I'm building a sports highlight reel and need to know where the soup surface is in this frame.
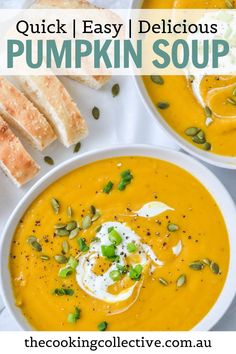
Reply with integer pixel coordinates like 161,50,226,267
10,156,229,331
143,0,236,156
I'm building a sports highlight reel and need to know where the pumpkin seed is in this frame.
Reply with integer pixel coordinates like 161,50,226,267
176,274,186,288
92,107,100,120
112,83,120,97
40,255,50,261
189,75,195,83
73,142,81,153
51,198,60,214
210,262,220,275
67,206,73,218
233,87,236,96
151,75,164,85
157,102,169,110
66,221,77,231
91,237,100,243
82,215,92,229
54,255,68,264
92,211,101,222
27,236,37,245
185,127,200,137
56,228,69,237
192,135,206,144
227,97,236,105
62,241,70,254
225,0,234,8
204,106,212,117
96,225,102,233
90,205,96,216
167,223,179,232
69,227,80,239
202,258,211,266
54,223,67,229
197,130,205,141
31,241,42,252
44,156,54,165
158,277,169,286
189,261,204,271
203,142,212,151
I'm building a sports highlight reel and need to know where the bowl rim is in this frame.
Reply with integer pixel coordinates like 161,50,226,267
1,144,236,331
131,0,236,169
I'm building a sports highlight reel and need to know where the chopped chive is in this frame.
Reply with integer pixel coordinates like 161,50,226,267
97,321,108,331
101,244,118,261
118,170,133,191
108,229,122,246
109,270,121,281
77,238,89,252
127,242,137,253
129,264,143,281
103,181,114,194
58,267,73,278
68,307,81,323
52,288,74,296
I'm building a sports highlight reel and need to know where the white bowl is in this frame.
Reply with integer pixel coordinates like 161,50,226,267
131,0,236,169
1,145,236,331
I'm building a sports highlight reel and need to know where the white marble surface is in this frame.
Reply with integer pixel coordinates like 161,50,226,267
0,0,236,331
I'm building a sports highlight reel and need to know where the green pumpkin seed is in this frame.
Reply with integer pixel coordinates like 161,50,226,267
203,142,212,151
225,0,234,8
54,255,68,264
185,127,200,137
227,97,236,105
197,130,205,140
90,205,96,216
210,262,220,275
74,142,81,153
92,107,100,120
62,241,70,254
176,274,186,288
233,87,236,96
158,277,169,286
51,198,60,214
27,236,37,245
31,241,42,252
82,215,92,229
66,221,77,231
96,225,102,233
54,223,67,229
92,211,101,222
189,75,195,83
112,83,120,97
44,156,54,165
151,75,164,85
157,102,169,110
40,255,50,261
202,258,211,266
192,135,206,144
91,237,100,243
69,227,80,239
56,228,69,237
67,206,73,218
204,106,212,117
167,223,179,232
189,261,204,271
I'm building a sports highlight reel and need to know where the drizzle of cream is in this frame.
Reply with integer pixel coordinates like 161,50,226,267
135,201,174,218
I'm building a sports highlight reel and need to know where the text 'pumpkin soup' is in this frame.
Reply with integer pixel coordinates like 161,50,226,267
143,0,236,156
10,156,229,331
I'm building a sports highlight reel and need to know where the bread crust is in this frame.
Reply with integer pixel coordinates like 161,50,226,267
17,75,88,147
0,116,39,187
0,77,56,150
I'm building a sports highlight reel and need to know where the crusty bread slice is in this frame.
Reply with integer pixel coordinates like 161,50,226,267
17,75,89,147
0,116,39,187
0,77,56,151
31,0,110,89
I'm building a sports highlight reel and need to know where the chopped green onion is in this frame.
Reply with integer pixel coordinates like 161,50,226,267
129,264,143,281
52,288,74,296
97,321,108,331
67,256,78,270
118,170,133,191
108,229,122,245
68,307,81,323
117,264,128,274
127,243,137,253
101,244,119,261
109,270,121,281
103,181,114,194
77,238,89,252
58,267,73,278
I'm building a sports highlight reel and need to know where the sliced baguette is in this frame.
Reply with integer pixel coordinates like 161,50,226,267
31,0,110,89
0,116,39,187
0,77,56,151
17,75,88,147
